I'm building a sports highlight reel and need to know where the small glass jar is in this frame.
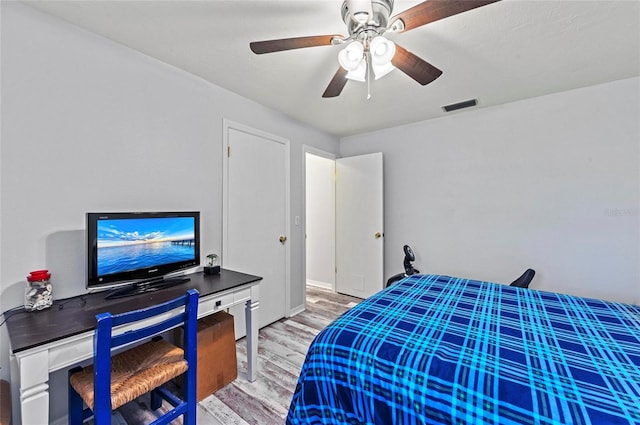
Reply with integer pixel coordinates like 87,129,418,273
25,270,53,311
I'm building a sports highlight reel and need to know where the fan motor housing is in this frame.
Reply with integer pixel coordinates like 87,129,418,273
341,0,394,36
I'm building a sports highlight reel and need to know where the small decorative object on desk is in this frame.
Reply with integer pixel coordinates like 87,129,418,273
204,254,220,275
25,269,53,311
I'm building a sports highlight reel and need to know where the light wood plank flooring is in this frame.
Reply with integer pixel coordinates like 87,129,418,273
116,286,361,424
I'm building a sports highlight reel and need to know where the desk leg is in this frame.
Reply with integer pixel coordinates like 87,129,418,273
9,353,20,425
245,285,260,382
11,350,51,425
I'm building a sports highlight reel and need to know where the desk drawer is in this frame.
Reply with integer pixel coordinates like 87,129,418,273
234,288,251,303
199,293,234,315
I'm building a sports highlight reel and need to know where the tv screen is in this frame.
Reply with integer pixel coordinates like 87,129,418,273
87,211,200,292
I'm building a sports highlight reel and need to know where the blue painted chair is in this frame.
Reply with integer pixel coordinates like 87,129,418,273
68,289,199,425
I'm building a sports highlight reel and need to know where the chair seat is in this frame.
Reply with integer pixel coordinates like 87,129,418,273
70,338,187,411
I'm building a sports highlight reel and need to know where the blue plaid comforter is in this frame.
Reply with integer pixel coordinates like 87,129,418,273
286,274,640,424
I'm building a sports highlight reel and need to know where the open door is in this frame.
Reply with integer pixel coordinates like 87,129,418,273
335,152,384,298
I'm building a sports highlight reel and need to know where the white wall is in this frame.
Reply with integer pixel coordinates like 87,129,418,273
341,77,640,304
0,0,338,409
305,153,335,288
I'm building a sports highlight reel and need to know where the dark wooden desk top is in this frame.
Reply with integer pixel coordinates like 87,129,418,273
5,269,261,354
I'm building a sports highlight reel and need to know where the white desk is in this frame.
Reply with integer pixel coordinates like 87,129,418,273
6,269,261,425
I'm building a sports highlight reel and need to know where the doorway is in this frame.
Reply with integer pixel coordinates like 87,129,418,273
305,151,336,291
304,149,384,301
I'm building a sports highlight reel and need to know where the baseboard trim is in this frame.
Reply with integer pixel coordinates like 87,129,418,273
288,304,305,317
306,279,332,290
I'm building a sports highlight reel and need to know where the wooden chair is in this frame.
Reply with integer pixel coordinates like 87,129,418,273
68,289,199,425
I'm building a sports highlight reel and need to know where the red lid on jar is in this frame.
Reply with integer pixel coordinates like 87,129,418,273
28,270,51,281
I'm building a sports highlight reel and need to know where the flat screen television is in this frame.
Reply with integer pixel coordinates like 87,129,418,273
87,211,200,299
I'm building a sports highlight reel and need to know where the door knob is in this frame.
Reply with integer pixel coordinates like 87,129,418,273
374,232,382,239
279,235,287,244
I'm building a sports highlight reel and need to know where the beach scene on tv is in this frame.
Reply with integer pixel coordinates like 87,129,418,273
97,217,196,276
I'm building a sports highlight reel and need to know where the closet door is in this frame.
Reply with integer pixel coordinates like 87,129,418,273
223,120,289,335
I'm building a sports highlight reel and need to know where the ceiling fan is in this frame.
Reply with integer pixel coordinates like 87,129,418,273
250,0,501,98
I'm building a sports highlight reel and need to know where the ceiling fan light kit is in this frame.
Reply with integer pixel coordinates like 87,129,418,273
249,0,501,98
338,37,396,82
370,36,396,80
339,41,364,70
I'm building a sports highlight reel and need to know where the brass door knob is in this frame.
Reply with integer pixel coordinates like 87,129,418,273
279,235,287,244
374,232,382,239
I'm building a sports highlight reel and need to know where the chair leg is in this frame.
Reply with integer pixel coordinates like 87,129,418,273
68,367,85,425
150,388,162,410
94,408,112,425
184,366,197,425
185,402,197,425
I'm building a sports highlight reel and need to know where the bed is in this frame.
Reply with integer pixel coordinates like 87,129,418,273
286,274,640,424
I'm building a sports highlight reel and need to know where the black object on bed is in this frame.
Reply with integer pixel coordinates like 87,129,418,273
510,268,536,288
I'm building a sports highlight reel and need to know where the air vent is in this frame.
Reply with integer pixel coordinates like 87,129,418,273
442,99,477,112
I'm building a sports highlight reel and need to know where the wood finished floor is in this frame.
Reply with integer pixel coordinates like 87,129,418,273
116,286,361,425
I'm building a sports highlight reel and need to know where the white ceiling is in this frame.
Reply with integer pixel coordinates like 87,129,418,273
23,0,640,137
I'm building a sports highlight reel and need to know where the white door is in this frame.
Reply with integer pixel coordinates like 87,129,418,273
335,152,384,298
223,120,289,334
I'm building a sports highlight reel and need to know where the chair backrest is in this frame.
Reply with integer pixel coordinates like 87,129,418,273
510,269,536,288
93,289,199,413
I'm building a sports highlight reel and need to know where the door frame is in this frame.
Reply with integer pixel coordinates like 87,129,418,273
222,118,291,317
300,145,337,314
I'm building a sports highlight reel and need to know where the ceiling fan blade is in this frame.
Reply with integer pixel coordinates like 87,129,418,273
391,44,442,85
389,0,500,33
322,67,349,98
250,35,342,54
